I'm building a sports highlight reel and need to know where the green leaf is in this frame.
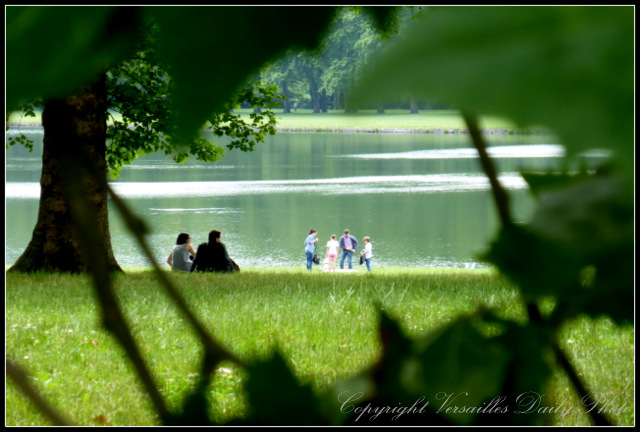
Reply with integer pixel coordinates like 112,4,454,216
412,316,511,425
521,170,592,198
322,375,375,425
482,224,585,303
144,6,340,144
327,310,449,426
528,175,632,261
6,6,139,109
485,172,633,325
371,309,417,403
493,321,554,426
527,174,633,323
351,6,633,170
6,134,34,152
244,350,327,425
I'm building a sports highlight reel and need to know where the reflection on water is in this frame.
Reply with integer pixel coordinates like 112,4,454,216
6,174,528,199
342,144,565,159
125,164,236,170
6,130,583,269
149,207,241,214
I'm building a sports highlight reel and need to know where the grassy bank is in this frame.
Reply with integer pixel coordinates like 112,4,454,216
7,109,522,132
6,269,634,426
268,109,520,132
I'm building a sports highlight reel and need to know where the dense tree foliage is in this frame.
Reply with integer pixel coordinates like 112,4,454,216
259,7,431,113
105,22,282,177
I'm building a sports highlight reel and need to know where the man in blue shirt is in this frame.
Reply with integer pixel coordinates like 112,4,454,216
339,229,358,270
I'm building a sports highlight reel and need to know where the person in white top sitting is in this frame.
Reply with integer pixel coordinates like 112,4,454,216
167,233,196,272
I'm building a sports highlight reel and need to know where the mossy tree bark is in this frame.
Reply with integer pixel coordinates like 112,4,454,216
9,75,122,273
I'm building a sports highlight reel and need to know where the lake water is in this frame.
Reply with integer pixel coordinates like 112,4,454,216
5,128,572,269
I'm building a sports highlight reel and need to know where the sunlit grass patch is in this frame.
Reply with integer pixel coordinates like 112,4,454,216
5,269,633,426
7,109,518,132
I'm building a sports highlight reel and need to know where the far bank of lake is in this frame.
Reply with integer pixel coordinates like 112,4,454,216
7,109,548,136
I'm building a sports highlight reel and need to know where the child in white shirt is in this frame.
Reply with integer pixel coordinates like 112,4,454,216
361,236,373,272
325,235,339,272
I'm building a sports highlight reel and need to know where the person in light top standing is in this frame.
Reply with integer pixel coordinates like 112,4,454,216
325,234,339,272
339,229,358,270
361,236,373,272
304,229,318,271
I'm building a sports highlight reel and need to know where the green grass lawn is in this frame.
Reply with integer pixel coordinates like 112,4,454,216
268,109,519,131
5,268,634,426
7,109,520,132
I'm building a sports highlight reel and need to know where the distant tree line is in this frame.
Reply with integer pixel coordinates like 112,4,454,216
254,7,450,113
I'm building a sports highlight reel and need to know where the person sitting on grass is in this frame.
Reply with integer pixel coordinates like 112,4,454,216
167,232,196,272
190,230,239,273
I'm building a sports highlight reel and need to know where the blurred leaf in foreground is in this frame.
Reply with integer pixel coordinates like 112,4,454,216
244,351,327,425
412,316,511,425
6,6,140,110
527,174,634,324
351,6,634,171
144,6,339,143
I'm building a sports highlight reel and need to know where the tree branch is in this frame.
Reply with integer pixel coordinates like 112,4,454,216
62,108,245,423
462,111,512,226
59,153,172,422
6,358,74,426
552,342,612,426
463,110,613,426
105,184,245,368
110,65,158,95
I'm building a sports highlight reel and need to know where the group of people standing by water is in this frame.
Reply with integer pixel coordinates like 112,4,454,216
305,229,373,272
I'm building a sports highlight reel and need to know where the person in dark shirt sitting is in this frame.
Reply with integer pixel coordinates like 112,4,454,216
190,230,239,273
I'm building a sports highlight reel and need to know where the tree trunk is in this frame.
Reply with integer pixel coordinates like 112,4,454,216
302,65,320,113
344,90,357,113
319,89,328,113
281,80,291,113
309,82,320,113
9,76,122,273
410,97,419,114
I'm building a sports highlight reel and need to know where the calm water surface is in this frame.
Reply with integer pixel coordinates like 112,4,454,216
6,129,573,269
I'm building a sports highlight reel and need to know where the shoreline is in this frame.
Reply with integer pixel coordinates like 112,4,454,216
6,122,550,136
274,126,549,136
